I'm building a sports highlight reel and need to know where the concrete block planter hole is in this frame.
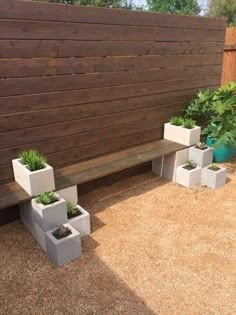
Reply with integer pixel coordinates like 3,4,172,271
67,204,91,237
176,163,201,188
189,145,213,168
57,185,78,204
12,158,55,196
164,123,201,146
201,165,226,189
32,195,68,232
46,223,82,267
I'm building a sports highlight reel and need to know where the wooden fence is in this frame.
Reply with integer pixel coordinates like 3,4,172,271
0,0,226,185
222,27,236,85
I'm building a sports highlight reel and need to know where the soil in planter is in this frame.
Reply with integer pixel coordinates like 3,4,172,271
52,225,72,240
208,166,221,171
195,145,208,151
67,208,83,220
183,165,196,171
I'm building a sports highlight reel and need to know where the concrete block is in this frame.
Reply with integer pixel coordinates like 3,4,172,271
176,165,201,188
45,223,82,267
69,205,90,237
57,185,78,204
32,196,68,232
189,146,213,168
12,158,55,196
201,166,226,189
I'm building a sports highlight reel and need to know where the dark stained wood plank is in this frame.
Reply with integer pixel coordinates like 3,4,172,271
0,40,225,59
0,54,223,78
0,103,182,148
0,76,221,114
0,65,222,97
0,139,186,210
0,92,193,131
0,0,226,30
0,20,225,42
0,116,165,165
0,127,163,182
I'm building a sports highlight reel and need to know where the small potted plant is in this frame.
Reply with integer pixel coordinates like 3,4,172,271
12,150,55,196
164,116,183,143
201,163,226,189
45,223,82,267
67,202,90,236
179,118,201,146
189,142,213,167
176,160,201,188
32,192,68,232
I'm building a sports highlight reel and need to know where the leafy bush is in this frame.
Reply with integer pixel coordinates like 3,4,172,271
36,192,59,205
170,116,183,126
19,150,46,172
185,82,236,147
182,118,196,129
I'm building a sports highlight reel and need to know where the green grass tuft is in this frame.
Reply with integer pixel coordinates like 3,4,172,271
19,150,46,172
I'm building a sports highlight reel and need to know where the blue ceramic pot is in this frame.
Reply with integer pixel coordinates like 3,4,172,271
206,137,235,163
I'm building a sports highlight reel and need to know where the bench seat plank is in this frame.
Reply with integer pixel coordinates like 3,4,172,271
0,139,186,210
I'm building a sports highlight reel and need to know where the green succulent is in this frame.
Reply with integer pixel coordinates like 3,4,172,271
19,150,46,172
36,192,59,205
183,118,196,129
170,116,183,126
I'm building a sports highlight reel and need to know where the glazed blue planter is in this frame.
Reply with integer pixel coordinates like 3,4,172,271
206,137,235,163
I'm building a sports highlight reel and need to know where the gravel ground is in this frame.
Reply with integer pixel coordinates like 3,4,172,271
0,159,235,315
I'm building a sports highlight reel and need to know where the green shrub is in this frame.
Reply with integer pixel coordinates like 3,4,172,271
185,82,236,147
36,192,59,205
183,118,196,129
19,150,46,172
170,116,183,126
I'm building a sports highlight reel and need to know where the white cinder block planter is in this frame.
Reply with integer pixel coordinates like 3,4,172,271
20,201,36,237
164,123,182,143
164,123,201,146
57,185,78,204
12,158,55,196
201,166,226,189
45,223,82,267
68,205,90,237
189,146,213,168
32,196,68,232
176,164,201,188
178,126,201,146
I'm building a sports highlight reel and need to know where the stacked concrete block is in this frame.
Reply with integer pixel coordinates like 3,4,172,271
46,223,82,267
12,159,55,196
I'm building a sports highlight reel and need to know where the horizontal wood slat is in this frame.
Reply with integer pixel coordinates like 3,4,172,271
0,0,225,186
0,76,221,115
0,54,223,78
0,139,186,210
0,40,225,59
0,1,226,30
0,20,225,42
0,65,222,97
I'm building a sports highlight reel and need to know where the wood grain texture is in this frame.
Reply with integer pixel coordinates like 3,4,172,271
0,139,186,210
0,0,225,186
222,27,236,85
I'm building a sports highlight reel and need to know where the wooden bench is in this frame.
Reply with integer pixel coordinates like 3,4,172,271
0,139,186,210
